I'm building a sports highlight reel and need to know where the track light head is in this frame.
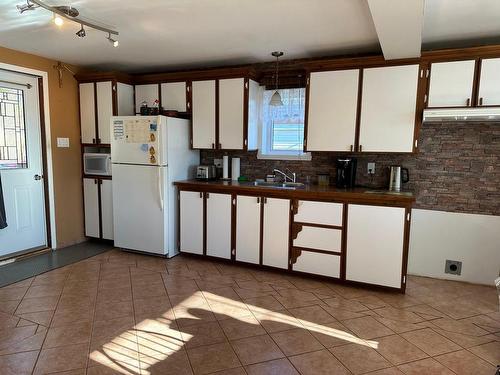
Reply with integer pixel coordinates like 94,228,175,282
76,24,85,38
17,1,37,13
107,33,119,47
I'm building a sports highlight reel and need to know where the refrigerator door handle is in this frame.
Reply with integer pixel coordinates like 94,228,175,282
158,167,164,211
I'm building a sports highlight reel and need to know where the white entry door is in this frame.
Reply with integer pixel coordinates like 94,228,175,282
0,70,47,257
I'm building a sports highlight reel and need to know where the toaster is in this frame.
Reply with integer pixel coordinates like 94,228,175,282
196,165,217,180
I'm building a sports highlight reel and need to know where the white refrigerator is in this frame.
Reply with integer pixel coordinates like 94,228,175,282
111,116,199,257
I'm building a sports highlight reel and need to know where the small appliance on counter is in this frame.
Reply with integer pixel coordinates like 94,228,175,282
196,165,217,180
336,158,357,188
389,166,409,192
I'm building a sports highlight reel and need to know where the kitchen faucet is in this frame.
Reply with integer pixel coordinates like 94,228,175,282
273,168,296,183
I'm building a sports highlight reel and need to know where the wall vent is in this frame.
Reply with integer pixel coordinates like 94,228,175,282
445,260,462,275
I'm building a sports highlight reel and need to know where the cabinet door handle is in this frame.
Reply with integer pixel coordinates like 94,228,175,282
359,145,362,152
92,138,96,144
206,192,209,199
263,197,267,204
199,192,203,198
218,143,222,149
479,97,483,106
257,197,260,204
350,145,353,152
211,143,215,149
466,98,471,106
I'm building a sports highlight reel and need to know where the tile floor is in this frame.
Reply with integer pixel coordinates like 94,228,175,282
0,248,499,375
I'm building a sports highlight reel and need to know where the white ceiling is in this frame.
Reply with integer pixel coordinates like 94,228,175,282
0,0,500,72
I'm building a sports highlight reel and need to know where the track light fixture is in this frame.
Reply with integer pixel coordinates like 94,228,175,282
76,24,86,38
107,33,119,47
16,0,118,46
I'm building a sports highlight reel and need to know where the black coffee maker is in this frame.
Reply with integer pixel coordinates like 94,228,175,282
336,158,357,188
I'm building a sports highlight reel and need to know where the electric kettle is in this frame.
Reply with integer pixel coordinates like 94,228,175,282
389,166,409,192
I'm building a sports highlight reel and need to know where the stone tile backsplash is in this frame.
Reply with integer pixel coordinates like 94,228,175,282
201,122,499,216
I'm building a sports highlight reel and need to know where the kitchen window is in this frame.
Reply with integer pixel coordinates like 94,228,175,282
258,88,311,160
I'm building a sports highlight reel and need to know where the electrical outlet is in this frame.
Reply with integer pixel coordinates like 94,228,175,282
367,162,375,175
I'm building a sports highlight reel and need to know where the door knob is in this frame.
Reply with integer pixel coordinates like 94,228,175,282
34,174,43,180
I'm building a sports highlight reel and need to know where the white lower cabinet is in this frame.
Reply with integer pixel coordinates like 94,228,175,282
346,204,406,288
293,226,341,253
83,178,99,238
236,195,261,264
206,193,232,259
262,198,290,269
180,191,204,255
293,252,341,278
83,178,113,240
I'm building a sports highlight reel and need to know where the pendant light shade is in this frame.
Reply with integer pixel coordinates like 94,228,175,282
269,51,284,106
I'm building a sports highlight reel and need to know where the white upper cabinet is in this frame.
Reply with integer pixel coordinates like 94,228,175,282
478,58,500,106
206,193,232,259
117,83,135,116
346,204,406,288
96,81,113,144
236,195,261,264
79,83,96,144
306,70,359,152
219,78,245,150
428,60,475,107
359,64,419,153
161,82,187,112
247,79,261,151
262,198,290,269
192,80,217,149
135,84,159,113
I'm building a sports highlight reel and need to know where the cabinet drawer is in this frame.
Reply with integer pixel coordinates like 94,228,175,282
294,200,342,226
293,226,341,253
293,252,340,278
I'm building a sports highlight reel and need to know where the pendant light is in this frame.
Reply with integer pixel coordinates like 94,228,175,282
269,51,284,106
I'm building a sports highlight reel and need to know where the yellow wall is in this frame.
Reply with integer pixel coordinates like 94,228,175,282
0,46,85,248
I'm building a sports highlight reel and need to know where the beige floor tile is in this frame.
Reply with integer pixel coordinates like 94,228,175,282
0,286,28,301
430,318,490,336
289,349,350,375
373,316,429,334
43,320,92,349
398,358,455,375
271,327,323,356
187,342,241,375
331,342,392,374
288,304,337,326
306,320,362,348
468,341,500,365
219,314,266,340
92,315,136,341
343,316,395,339
401,328,461,356
230,334,284,365
321,305,368,321
0,325,44,355
16,310,54,327
245,358,299,375
139,351,193,375
251,309,302,333
180,320,227,349
210,367,246,375
375,334,428,365
435,349,496,375
373,307,424,324
323,296,370,312
243,295,285,313
24,284,64,299
0,350,39,375
366,368,404,375
0,311,20,330
15,295,59,314
94,300,134,322
51,306,95,327
33,342,88,375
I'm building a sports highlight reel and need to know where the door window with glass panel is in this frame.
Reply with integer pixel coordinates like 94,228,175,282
0,86,27,169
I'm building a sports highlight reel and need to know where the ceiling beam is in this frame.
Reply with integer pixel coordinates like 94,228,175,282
367,0,425,60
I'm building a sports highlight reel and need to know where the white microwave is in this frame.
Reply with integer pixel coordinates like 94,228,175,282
83,153,112,176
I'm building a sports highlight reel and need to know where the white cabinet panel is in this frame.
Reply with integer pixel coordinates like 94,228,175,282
219,78,244,150
83,178,99,238
101,180,113,240
236,195,261,264
428,60,475,107
161,82,187,112
192,80,216,149
180,191,204,255
117,83,135,116
262,198,290,269
79,83,96,144
346,204,405,288
359,65,419,152
96,81,113,144
135,84,159,113
247,79,261,151
478,58,500,106
294,200,343,226
307,70,359,151
206,193,232,259
293,252,340,278
294,226,341,253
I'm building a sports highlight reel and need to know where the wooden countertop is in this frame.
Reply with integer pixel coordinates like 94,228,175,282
174,180,415,207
